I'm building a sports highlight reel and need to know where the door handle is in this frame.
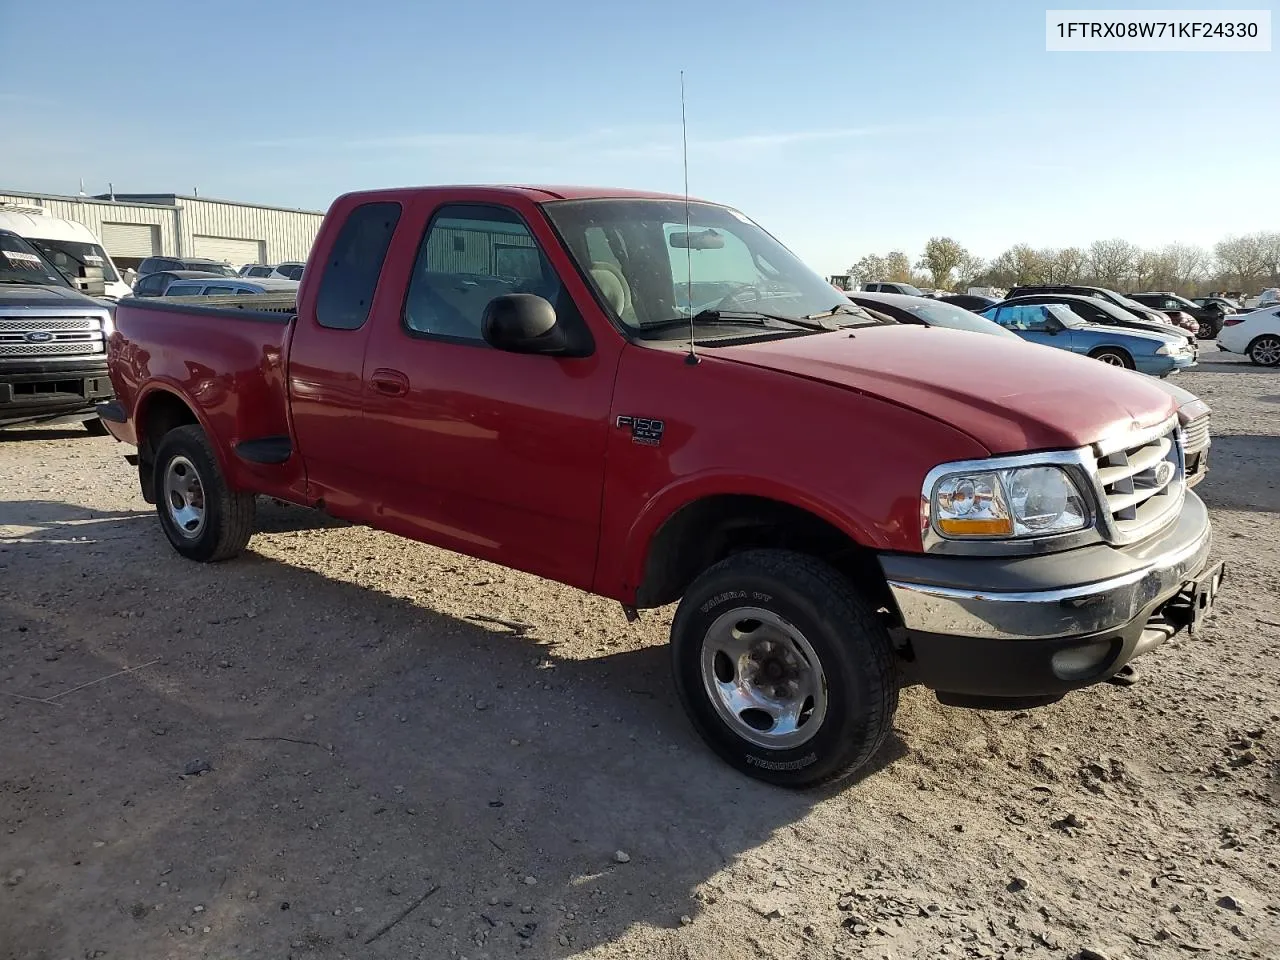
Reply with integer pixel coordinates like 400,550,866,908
370,368,409,398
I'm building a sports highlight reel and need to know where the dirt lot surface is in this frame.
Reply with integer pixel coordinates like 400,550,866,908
2,351,1277,960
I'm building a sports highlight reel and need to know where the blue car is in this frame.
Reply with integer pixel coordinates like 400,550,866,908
979,302,1195,377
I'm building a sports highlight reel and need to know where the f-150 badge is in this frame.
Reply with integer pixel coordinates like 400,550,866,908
616,415,664,446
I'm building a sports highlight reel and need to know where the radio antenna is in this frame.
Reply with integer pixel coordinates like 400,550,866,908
681,70,698,366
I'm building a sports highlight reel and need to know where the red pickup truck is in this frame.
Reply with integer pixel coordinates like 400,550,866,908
99,185,1222,787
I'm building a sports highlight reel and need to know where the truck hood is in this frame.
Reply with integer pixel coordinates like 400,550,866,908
713,325,1178,455
0,284,105,309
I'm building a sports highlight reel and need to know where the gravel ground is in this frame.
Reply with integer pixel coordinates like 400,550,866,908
1,350,1277,960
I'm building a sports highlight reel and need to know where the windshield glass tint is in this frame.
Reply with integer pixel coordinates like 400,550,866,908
26,238,119,282
901,299,1019,338
0,234,70,286
543,199,848,335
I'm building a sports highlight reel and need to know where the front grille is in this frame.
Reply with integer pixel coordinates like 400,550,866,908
1182,414,1210,455
0,317,100,333
0,340,104,357
0,313,105,359
1095,424,1183,542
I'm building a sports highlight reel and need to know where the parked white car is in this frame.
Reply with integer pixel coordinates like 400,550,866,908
1242,288,1279,310
270,261,305,280
1217,306,1280,366
162,277,300,298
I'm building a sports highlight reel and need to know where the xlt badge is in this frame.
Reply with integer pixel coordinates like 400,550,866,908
616,415,665,446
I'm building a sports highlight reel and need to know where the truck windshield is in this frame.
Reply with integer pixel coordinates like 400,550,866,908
25,238,120,283
543,198,861,339
0,233,72,287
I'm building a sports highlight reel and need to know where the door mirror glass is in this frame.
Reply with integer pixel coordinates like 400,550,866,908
482,294,568,355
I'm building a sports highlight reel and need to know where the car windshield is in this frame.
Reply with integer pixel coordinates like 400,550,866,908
24,238,120,283
896,298,1020,338
0,233,72,287
543,198,868,340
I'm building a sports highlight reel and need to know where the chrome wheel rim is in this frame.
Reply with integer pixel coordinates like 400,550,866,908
163,455,206,539
1252,338,1280,365
1098,353,1125,366
699,607,828,750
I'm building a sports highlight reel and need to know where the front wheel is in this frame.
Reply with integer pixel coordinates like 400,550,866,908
670,550,898,788
1248,335,1280,367
152,424,255,561
1089,348,1134,369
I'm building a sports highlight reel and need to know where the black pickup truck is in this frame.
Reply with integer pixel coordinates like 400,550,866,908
0,230,115,432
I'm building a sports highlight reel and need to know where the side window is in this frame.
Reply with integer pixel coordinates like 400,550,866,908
315,201,402,330
138,274,167,296
403,203,562,342
166,284,201,297
204,285,237,296
998,304,1049,330
1161,298,1179,311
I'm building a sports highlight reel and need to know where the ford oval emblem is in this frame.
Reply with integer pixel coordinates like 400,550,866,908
1154,461,1175,486
24,331,54,343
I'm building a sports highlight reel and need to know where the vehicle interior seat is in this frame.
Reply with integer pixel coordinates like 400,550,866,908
588,261,633,318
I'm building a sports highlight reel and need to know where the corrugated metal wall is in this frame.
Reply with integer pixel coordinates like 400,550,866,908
178,198,323,263
0,191,324,265
425,227,537,275
0,193,178,256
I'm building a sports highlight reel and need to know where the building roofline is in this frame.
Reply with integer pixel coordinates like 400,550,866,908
96,193,326,216
2,188,178,210
2,187,325,217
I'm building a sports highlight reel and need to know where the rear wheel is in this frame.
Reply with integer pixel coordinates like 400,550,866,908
1089,348,1134,369
152,424,255,561
670,549,898,788
1248,335,1280,367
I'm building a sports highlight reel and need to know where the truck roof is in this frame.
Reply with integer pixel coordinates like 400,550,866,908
335,185,700,204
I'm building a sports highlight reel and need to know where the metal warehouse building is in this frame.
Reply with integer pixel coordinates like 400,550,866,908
0,189,325,270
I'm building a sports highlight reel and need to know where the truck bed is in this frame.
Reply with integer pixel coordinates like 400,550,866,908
108,296,301,497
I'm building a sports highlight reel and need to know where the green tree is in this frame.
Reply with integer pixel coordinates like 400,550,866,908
917,237,968,290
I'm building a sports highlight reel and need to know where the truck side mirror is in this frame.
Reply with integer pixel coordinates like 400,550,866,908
481,294,568,355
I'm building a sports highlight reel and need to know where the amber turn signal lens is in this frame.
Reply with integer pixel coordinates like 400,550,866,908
936,517,1014,537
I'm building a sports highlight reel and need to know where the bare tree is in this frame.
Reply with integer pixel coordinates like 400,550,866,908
955,251,986,289
917,237,968,290
1258,232,1280,286
1156,243,1208,293
1132,250,1162,290
1088,239,1139,289
1214,234,1268,288
1055,247,1087,282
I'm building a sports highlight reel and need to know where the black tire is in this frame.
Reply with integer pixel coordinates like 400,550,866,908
152,424,255,562
1247,335,1280,367
670,549,898,788
1089,347,1134,369
1199,314,1222,340
83,417,109,436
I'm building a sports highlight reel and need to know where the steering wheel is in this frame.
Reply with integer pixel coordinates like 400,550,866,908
715,282,764,311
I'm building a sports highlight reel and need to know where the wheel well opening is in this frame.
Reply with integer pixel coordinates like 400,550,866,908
636,495,888,610
136,392,198,502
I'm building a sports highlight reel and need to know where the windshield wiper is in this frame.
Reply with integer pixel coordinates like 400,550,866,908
639,309,835,333
803,303,881,325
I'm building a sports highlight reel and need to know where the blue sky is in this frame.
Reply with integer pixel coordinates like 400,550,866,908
3,0,1276,272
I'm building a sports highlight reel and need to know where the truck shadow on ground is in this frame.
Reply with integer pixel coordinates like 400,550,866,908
0,498,906,960
1194,434,1280,514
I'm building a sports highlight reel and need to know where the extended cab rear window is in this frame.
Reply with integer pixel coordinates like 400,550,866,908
315,201,402,330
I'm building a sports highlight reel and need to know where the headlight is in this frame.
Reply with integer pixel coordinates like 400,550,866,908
930,465,1089,539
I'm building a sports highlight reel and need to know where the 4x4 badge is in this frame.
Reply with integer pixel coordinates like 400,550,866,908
615,415,664,446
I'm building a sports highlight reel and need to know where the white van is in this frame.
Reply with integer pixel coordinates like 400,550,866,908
0,210,131,300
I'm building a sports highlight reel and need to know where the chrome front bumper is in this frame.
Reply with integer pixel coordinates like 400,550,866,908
883,493,1212,642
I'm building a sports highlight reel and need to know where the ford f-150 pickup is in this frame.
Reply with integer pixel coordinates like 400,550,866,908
1,229,114,432
99,185,1222,787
